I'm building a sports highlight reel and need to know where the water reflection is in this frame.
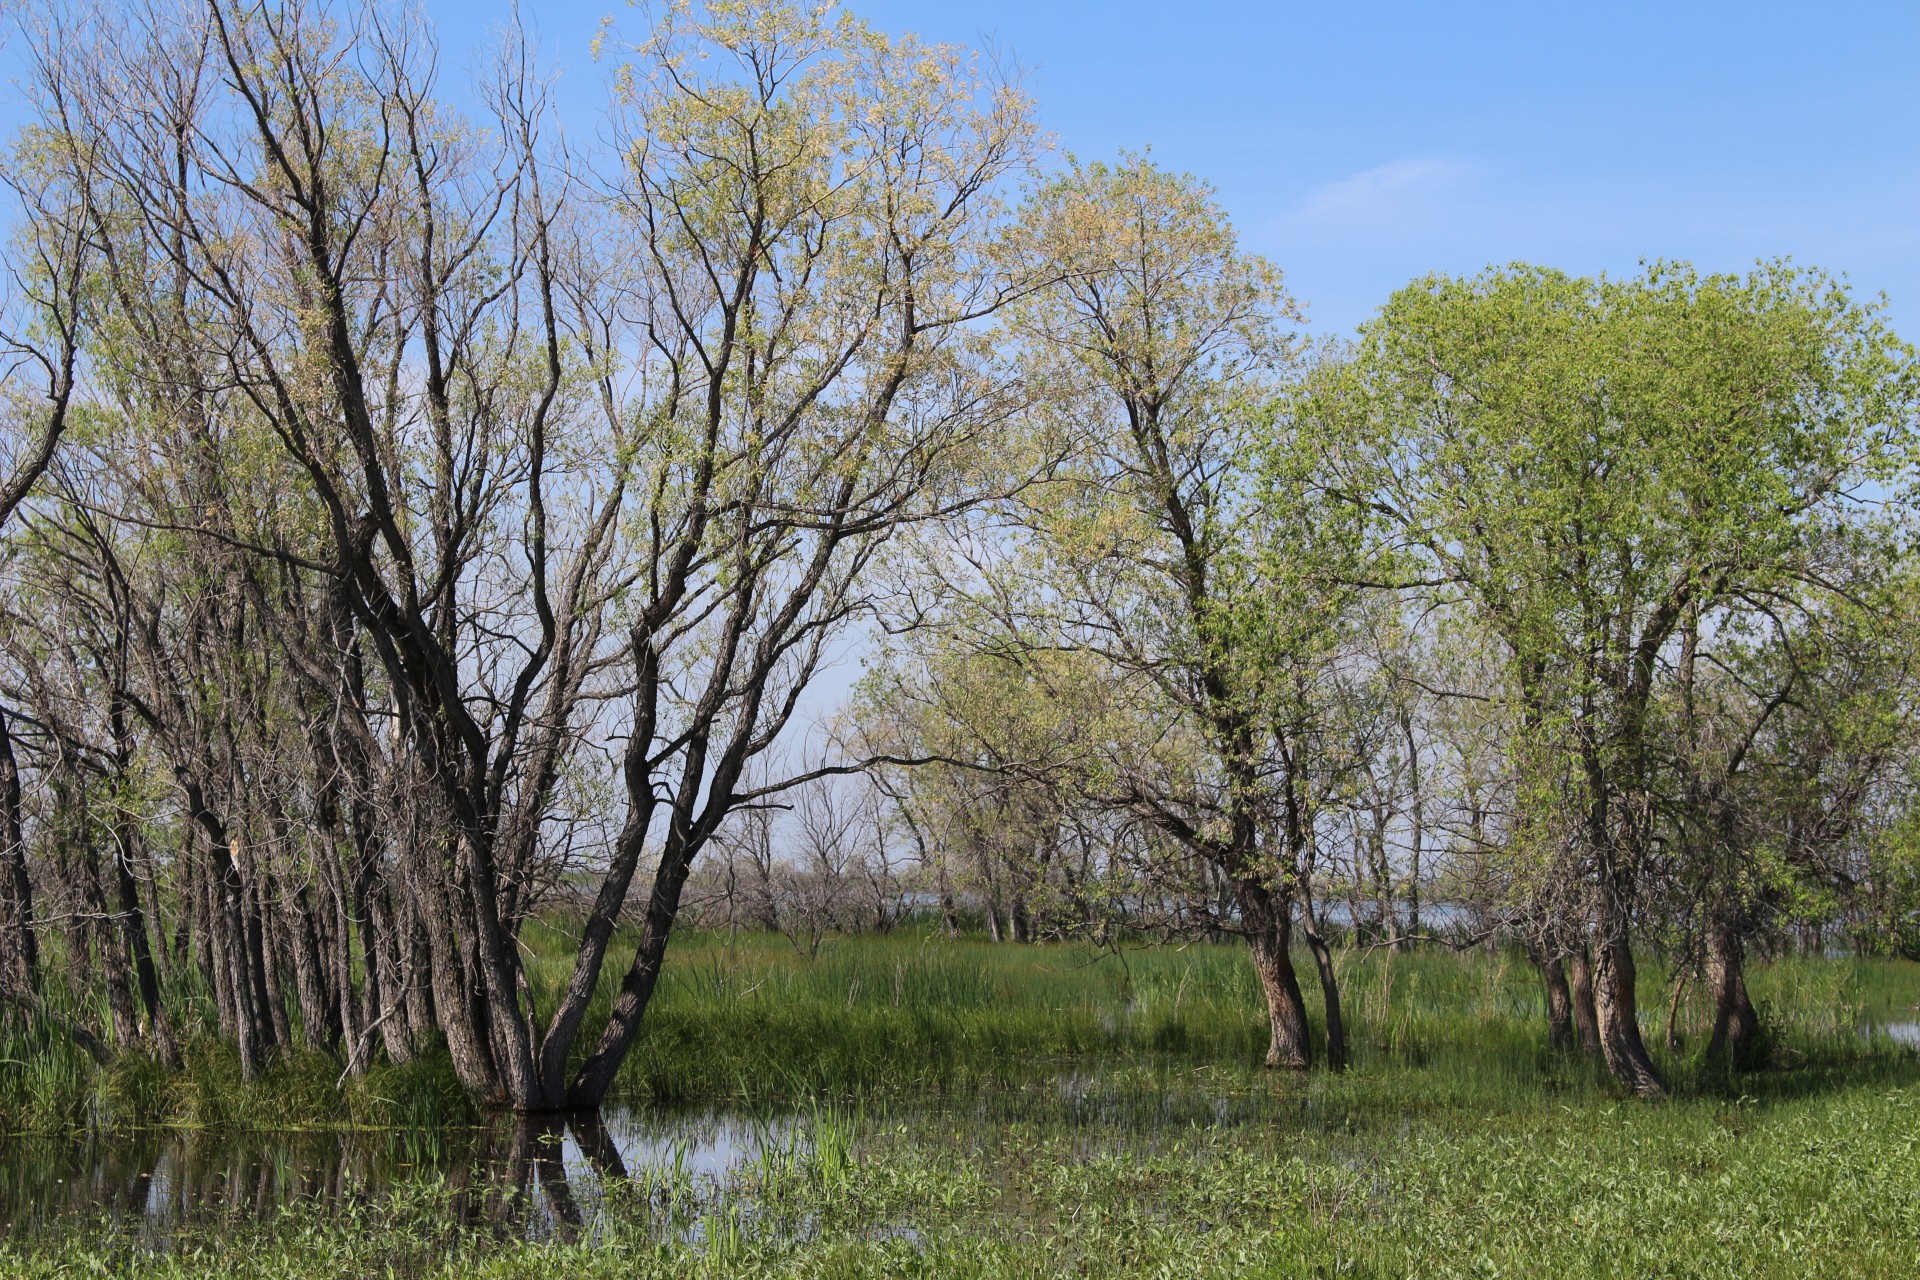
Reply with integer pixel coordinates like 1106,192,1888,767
1878,1021,1920,1049
0,1105,804,1249
2,1069,1326,1252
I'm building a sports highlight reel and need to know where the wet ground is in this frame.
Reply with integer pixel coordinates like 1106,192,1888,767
0,1071,1324,1249
0,1105,799,1247
4,1028,1916,1254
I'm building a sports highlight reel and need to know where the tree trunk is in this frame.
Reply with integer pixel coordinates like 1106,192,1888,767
1296,882,1346,1070
358,875,403,1066
105,695,174,1062
1705,922,1761,1068
77,833,142,1052
938,866,960,939
113,825,176,1066
284,884,340,1052
1592,934,1666,1097
411,845,501,1101
0,706,39,996
402,898,436,1059
567,832,700,1108
1403,712,1423,952
220,862,264,1079
1538,951,1574,1052
250,875,292,1056
1567,943,1602,1057
1238,880,1311,1070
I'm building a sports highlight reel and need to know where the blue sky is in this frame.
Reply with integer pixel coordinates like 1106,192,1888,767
401,0,1920,337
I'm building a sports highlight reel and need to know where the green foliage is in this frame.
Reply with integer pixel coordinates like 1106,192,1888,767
0,1021,472,1136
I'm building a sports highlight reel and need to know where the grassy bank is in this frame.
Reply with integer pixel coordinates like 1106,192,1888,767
6,927,1919,1132
598,929,1920,1108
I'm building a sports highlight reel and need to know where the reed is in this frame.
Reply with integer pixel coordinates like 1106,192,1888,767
5,928,1917,1133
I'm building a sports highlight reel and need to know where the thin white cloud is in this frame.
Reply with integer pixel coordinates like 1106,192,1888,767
1290,158,1472,225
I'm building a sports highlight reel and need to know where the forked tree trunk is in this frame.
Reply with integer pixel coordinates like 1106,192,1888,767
566,832,699,1108
108,697,175,1064
1592,933,1666,1097
1705,922,1761,1068
1239,880,1311,1070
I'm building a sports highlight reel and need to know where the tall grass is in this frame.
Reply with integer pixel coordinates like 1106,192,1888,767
0,1019,475,1135
576,929,1920,1109
6,923,1918,1132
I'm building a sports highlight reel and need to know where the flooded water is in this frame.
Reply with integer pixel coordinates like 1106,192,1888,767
1877,1020,1920,1048
10,1033,1913,1255
0,1106,805,1248
0,1076,1321,1251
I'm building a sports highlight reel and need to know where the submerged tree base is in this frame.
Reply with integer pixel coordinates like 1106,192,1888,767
4,1076,1919,1278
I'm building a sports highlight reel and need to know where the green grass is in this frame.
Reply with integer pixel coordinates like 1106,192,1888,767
0,1016,476,1135
8,926,1920,1131
589,927,1920,1108
4,933,1919,1276
5,1074,1917,1277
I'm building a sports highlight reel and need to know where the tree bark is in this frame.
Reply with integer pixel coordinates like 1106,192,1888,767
75,829,142,1051
284,882,341,1052
1592,933,1666,1097
1296,881,1346,1069
1538,951,1574,1052
1239,880,1311,1070
113,826,176,1065
1567,943,1602,1057
566,835,698,1108
0,706,38,997
1705,922,1761,1068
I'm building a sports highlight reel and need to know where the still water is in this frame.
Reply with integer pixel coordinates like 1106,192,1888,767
0,1076,1308,1250
7,1026,1916,1254
0,1106,802,1247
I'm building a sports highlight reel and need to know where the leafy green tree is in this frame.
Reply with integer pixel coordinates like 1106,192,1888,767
918,156,1383,1068
1314,260,1919,1095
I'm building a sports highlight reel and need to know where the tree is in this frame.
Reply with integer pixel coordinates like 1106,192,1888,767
29,0,1036,1109
0,42,96,1004
551,0,1037,1107
1317,261,1920,1095
921,156,1379,1069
